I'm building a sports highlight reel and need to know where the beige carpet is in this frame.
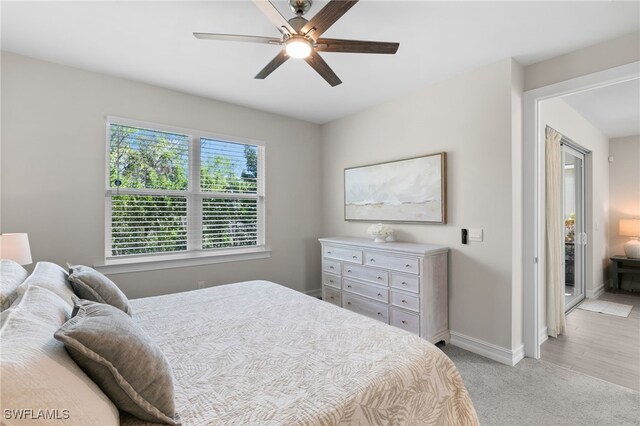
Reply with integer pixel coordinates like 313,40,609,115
441,345,640,426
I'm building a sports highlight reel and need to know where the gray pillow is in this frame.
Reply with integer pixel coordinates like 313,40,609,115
0,259,28,311
21,262,76,307
54,299,178,425
68,265,132,315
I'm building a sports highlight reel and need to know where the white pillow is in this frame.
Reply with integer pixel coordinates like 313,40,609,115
0,285,119,425
0,259,28,311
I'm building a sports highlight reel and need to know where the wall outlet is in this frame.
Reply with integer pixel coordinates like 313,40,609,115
197,281,206,289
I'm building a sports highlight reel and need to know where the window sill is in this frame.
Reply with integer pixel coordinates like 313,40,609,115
94,247,272,275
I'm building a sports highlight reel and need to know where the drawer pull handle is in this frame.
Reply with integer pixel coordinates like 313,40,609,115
347,285,352,288
401,320,407,324
329,266,334,269
377,312,382,316
377,276,382,280
402,282,407,285
347,302,351,305
347,269,352,273
352,255,358,259
370,258,375,262
405,264,411,268
377,293,382,297
330,296,334,299
327,251,332,254
402,300,407,303
329,280,334,283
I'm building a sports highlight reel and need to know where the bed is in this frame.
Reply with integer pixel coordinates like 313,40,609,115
1,262,478,425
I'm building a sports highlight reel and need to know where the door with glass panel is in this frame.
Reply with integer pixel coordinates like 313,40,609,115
562,144,586,312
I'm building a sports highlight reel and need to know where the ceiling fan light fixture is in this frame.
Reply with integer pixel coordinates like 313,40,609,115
285,36,312,58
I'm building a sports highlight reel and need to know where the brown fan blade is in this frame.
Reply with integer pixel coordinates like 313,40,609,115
194,33,282,45
252,0,296,35
316,38,399,54
304,51,342,87
255,50,290,79
301,0,358,39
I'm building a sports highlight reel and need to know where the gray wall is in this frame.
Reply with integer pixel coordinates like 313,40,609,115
0,52,323,298
524,31,640,91
320,58,521,350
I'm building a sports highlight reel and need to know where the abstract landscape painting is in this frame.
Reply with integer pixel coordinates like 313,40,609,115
344,153,446,223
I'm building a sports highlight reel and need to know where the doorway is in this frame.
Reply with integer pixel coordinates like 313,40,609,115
562,142,586,312
523,61,640,359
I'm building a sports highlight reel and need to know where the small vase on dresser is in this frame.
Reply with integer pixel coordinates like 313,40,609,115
319,237,449,344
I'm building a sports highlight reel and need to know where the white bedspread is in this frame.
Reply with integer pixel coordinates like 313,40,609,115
123,280,478,425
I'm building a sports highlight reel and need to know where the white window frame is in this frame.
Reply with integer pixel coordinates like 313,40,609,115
97,116,269,274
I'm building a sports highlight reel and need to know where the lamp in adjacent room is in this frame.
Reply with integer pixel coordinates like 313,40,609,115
619,219,640,259
0,233,32,265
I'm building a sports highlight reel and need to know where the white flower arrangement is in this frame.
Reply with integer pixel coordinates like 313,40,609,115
367,223,395,242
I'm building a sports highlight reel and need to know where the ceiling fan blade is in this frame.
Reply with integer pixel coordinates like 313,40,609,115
316,38,399,54
255,50,290,79
252,0,296,35
301,0,358,39
304,51,342,87
193,33,282,45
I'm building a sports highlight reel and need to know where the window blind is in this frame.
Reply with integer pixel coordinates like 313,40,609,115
202,198,258,249
106,120,264,260
111,195,187,256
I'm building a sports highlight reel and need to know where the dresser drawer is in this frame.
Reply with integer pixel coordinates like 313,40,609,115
365,251,420,274
390,291,420,312
390,273,420,293
343,264,389,285
343,293,388,323
390,308,420,335
323,259,341,274
343,279,388,303
323,287,342,307
324,245,363,264
322,273,341,289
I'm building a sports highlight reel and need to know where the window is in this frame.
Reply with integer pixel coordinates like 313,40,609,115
105,117,265,265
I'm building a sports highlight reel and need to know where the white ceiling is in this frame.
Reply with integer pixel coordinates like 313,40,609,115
1,1,639,124
562,78,640,139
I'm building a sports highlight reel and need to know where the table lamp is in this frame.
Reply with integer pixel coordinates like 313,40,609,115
0,233,32,265
619,219,640,259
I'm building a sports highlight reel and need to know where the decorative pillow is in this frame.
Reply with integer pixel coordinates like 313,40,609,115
55,299,177,425
68,265,132,315
0,259,27,311
0,285,119,426
20,261,76,307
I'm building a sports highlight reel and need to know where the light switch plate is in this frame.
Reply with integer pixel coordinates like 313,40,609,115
469,228,483,242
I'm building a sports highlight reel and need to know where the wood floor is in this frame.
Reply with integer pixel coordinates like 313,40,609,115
541,290,640,391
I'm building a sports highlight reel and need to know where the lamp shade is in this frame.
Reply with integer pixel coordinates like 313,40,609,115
619,219,640,237
0,233,32,265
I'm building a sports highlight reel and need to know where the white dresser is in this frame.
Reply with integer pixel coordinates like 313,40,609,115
319,237,449,344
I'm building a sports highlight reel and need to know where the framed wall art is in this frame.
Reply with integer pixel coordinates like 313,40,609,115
344,152,446,223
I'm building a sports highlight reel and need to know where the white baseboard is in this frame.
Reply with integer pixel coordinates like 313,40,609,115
450,331,524,366
586,281,606,299
539,326,548,344
305,288,322,298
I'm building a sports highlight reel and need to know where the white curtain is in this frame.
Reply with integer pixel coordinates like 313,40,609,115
545,126,566,338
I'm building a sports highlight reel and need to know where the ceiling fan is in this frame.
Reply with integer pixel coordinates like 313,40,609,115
193,0,399,87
